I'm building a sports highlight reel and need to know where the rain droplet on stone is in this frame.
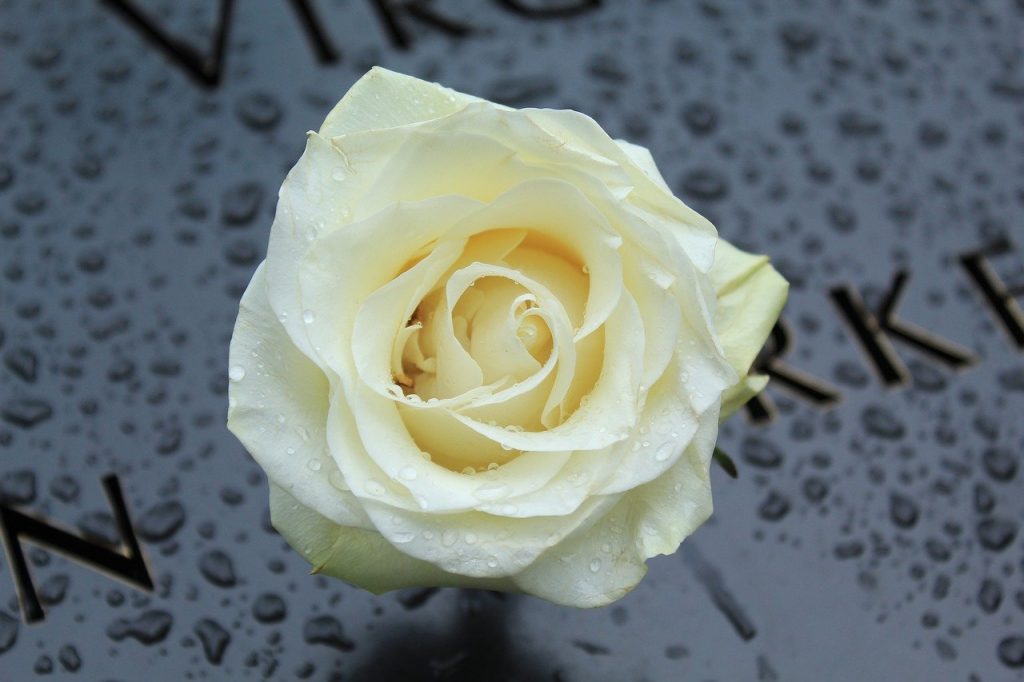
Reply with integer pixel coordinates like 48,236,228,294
252,593,287,624
137,500,186,542
194,618,230,664
106,610,173,645
198,550,237,587
303,616,353,651
977,517,1018,552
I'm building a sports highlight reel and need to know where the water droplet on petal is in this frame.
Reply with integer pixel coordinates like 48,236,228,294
328,470,345,490
302,309,315,324
589,558,602,573
655,442,674,461
228,365,246,382
399,466,418,481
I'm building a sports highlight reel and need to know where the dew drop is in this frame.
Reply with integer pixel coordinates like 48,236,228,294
654,442,674,461
441,529,458,547
307,459,322,472
464,533,478,545
228,365,246,382
363,479,385,496
589,558,602,573
328,470,345,490
399,466,418,481
302,309,315,324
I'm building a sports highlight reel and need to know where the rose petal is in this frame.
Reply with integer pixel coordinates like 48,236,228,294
270,483,516,593
440,178,625,343
319,66,481,139
709,239,789,376
510,496,645,608
360,494,615,578
329,382,579,514
465,279,545,384
615,139,673,193
524,109,718,272
452,289,644,452
444,261,575,428
264,133,362,364
227,263,369,528
589,350,701,496
298,195,484,395
512,408,718,607
720,375,769,421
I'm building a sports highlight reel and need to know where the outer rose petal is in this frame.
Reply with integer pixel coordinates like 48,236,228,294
270,484,516,594
227,264,369,529
709,240,789,418
512,403,718,607
319,66,481,138
615,139,673,193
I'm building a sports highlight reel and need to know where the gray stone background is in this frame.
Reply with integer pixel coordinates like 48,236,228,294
1,0,1023,679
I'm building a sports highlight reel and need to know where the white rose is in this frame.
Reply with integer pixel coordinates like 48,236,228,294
227,67,787,607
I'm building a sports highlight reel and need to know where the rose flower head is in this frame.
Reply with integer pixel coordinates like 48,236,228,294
227,67,787,607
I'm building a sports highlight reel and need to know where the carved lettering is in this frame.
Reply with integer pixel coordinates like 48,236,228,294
744,322,842,423
829,271,976,387
960,239,1024,350
1,475,153,624
367,0,473,50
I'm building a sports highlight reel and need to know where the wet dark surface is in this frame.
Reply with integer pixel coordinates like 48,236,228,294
1,0,1023,679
